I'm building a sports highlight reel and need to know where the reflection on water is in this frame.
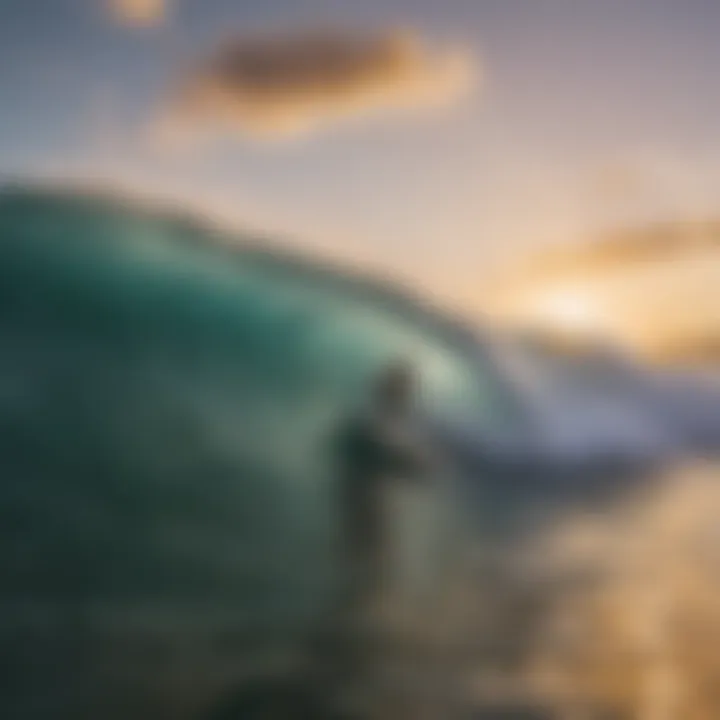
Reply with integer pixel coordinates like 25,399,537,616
326,460,720,719
18,466,720,719
204,462,720,720
475,461,720,720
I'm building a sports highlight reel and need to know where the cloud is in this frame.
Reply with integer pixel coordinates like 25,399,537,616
487,221,720,305
160,29,478,141
109,0,167,27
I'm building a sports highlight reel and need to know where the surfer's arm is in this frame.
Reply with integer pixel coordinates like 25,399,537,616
376,428,435,481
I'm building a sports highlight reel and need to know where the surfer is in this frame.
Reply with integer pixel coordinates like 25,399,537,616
322,359,439,714
335,360,434,622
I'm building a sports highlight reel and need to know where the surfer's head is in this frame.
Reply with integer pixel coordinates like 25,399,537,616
373,360,416,413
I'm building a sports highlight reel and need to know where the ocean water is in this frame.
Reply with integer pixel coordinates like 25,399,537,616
1,187,718,719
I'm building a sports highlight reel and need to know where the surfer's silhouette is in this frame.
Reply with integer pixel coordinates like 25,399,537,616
334,360,433,628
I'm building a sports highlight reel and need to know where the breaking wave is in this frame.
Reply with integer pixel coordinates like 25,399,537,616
2,186,719,718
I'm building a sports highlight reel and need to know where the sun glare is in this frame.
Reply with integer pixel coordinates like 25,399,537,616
529,288,604,336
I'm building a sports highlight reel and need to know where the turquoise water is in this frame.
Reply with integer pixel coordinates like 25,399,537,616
0,187,506,631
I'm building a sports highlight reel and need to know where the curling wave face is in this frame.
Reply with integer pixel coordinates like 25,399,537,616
0,187,509,628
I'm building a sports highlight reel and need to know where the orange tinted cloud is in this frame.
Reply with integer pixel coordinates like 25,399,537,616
488,221,720,303
109,0,167,27
163,29,478,140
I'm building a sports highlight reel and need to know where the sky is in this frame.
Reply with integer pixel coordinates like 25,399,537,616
1,0,719,338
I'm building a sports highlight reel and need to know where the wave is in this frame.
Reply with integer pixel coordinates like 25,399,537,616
0,185,505,621
2,186,720,718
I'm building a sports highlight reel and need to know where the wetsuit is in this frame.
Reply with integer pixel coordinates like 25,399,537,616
335,409,429,618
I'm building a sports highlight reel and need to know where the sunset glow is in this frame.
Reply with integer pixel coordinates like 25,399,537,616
530,288,605,336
